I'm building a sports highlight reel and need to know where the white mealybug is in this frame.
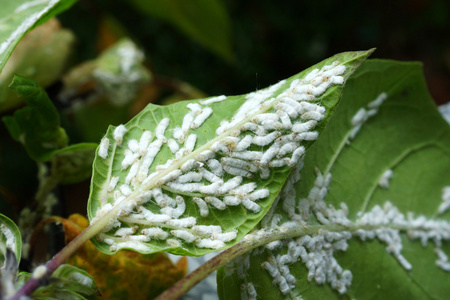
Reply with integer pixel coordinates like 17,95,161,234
223,165,253,178
180,159,196,172
172,126,184,144
259,143,280,166
138,131,152,155
138,207,171,223
200,181,222,194
185,134,197,152
32,265,47,279
278,110,293,129
155,118,170,142
125,161,140,184
193,197,209,217
378,169,393,189
113,125,128,146
249,189,270,201
127,139,140,153
222,157,258,173
199,95,226,105
230,151,263,161
231,182,257,195
206,159,223,176
196,238,225,249
171,230,196,243
167,139,179,154
152,188,168,207
200,168,221,183
111,241,151,253
161,195,186,218
98,138,110,159
181,112,195,135
235,135,253,151
242,199,261,213
195,150,214,162
192,107,213,128
121,149,140,169
176,171,203,183
290,146,305,165
141,227,169,240
205,196,226,210
297,131,319,141
218,176,243,194
368,92,388,108
108,176,120,192
292,120,317,133
187,103,202,113
277,142,298,157
119,184,132,196
114,227,136,236
166,182,202,193
70,272,93,287
351,108,367,126
211,230,237,243
224,196,240,206
166,217,196,228
158,170,182,185
166,238,181,247
191,225,222,236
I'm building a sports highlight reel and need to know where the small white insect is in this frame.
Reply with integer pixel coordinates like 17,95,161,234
205,196,226,210
207,159,223,176
155,118,170,142
218,176,243,194
351,108,367,126
167,139,180,154
114,227,136,237
242,199,261,213
172,126,184,144
211,141,229,154
200,181,222,194
166,182,203,193
231,182,257,195
290,146,305,165
166,217,196,228
193,197,209,217
186,103,202,113
108,176,120,192
138,207,172,223
141,227,169,240
171,230,196,243
113,125,128,146
368,92,388,108
192,107,213,128
199,95,227,105
166,238,181,247
292,120,317,133
98,138,110,159
180,159,196,172
138,131,152,155
277,142,298,157
235,135,253,151
259,143,280,166
125,161,140,184
161,195,185,218
121,150,139,170
223,165,253,178
261,261,279,277
127,139,140,153
196,238,225,249
224,196,240,206
176,171,202,183
222,157,258,173
185,134,197,152
230,151,263,161
378,169,393,189
181,112,195,135
158,170,182,185
32,265,47,279
195,150,214,162
297,131,319,141
301,111,324,121
249,189,270,201
119,184,132,196
191,225,222,236
213,230,238,242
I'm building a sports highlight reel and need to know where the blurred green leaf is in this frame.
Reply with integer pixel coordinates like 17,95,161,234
0,213,22,269
3,75,68,162
130,0,234,62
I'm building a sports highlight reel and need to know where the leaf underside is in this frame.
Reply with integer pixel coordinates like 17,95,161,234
217,60,450,299
87,50,373,257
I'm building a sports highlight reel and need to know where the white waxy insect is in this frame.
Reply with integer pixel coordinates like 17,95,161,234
235,135,253,152
212,230,237,242
277,110,293,129
187,103,202,113
110,241,151,252
230,151,263,161
125,161,140,184
191,225,222,236
166,217,196,228
231,182,257,195
200,181,222,194
297,131,319,141
158,170,182,185
108,176,120,192
155,118,170,142
138,207,171,223
249,189,270,201
368,92,388,108
193,197,209,217
141,227,169,239
195,150,214,162
277,142,298,157
113,125,128,145
276,102,298,118
192,107,213,128
127,139,140,153
199,95,226,105
119,184,132,196
260,166,270,179
205,196,226,210
167,139,179,154
98,138,110,159
265,241,282,251
180,159,196,172
166,182,202,193
181,112,195,134
207,159,223,176
378,169,393,189
152,188,168,207
222,157,258,173
223,165,253,178
242,199,261,213
172,126,184,144
166,239,181,247
261,261,279,277
138,131,152,155
291,93,316,102
279,97,302,112
211,141,229,154
290,146,305,164
196,238,225,249
176,171,202,183
224,196,240,206
161,195,185,218
171,230,196,243
129,235,150,242
156,158,174,170
185,134,197,152
122,150,140,170
292,120,317,133
114,227,136,237
200,167,221,183
32,265,47,279
351,108,367,126
304,68,320,81
259,143,280,166
301,111,324,121
269,158,290,167
331,75,344,85
218,176,243,194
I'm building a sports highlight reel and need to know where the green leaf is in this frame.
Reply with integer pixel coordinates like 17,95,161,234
0,213,21,269
16,265,98,300
129,0,234,62
86,50,372,257
0,0,77,75
217,60,450,299
3,75,68,162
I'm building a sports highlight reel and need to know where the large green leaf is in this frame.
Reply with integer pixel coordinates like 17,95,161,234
3,75,68,162
87,50,373,257
0,0,77,75
217,60,450,299
129,0,234,62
